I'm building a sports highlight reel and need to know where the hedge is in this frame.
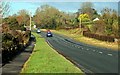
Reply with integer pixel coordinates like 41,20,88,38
83,31,115,42
2,30,31,64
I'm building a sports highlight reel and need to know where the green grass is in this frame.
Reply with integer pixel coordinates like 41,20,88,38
51,29,118,50
21,32,84,73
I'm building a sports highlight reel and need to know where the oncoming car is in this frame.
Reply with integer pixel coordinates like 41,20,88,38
37,28,41,33
46,30,53,37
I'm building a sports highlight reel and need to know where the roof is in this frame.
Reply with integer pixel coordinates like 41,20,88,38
93,18,99,21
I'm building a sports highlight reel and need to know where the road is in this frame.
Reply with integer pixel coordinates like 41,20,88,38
40,31,118,73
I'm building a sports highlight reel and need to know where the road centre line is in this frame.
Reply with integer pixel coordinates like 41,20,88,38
63,38,113,57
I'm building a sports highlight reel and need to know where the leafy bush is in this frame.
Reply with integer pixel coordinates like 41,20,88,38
2,27,31,64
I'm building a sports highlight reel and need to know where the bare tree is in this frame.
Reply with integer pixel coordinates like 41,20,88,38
80,2,93,15
0,1,10,24
79,2,99,20
0,1,10,17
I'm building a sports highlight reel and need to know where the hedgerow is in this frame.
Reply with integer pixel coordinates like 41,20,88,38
2,23,31,64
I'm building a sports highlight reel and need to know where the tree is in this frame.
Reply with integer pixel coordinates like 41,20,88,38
80,2,93,14
112,20,119,37
79,2,98,20
34,5,61,29
0,1,10,24
3,14,26,31
78,14,90,22
93,20,106,35
101,7,118,35
33,4,79,29
0,1,10,17
17,9,30,26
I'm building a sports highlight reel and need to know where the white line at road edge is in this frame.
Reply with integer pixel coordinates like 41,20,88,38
99,52,103,54
107,54,113,56
75,46,78,48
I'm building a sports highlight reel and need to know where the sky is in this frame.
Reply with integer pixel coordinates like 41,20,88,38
8,1,119,16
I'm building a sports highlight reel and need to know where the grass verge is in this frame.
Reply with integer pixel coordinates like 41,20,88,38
42,29,118,51
21,32,83,73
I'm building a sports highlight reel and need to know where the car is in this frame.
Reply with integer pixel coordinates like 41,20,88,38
46,30,53,37
30,34,36,42
37,28,41,33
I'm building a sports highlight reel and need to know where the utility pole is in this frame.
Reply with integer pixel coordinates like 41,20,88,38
79,17,81,28
29,11,32,31
79,16,83,35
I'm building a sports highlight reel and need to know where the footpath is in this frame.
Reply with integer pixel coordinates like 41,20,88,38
2,36,35,74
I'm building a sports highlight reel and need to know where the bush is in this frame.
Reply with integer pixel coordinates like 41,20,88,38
2,30,31,64
2,33,18,63
83,31,115,42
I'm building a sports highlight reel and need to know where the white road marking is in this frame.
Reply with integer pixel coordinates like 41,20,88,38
87,49,89,50
89,53,91,54
99,52,103,54
75,46,78,47
108,54,113,56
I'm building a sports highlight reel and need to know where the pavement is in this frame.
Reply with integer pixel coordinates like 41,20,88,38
40,31,119,74
1,40,35,74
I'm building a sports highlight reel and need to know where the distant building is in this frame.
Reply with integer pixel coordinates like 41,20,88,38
93,18,99,21
34,25,36,28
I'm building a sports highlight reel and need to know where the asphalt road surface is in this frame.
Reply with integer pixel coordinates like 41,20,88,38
40,31,118,73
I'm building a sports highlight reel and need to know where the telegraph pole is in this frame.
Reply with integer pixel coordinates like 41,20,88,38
79,17,81,28
29,11,32,31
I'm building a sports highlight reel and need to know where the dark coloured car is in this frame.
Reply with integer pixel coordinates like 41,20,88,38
46,30,53,37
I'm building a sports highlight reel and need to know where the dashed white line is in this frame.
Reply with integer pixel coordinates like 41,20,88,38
89,53,91,54
87,49,89,50
75,46,77,47
99,52,103,54
107,54,113,56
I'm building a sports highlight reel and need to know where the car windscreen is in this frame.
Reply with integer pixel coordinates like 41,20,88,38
47,31,51,33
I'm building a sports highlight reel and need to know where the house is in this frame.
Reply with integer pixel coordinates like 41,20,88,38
93,18,99,21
